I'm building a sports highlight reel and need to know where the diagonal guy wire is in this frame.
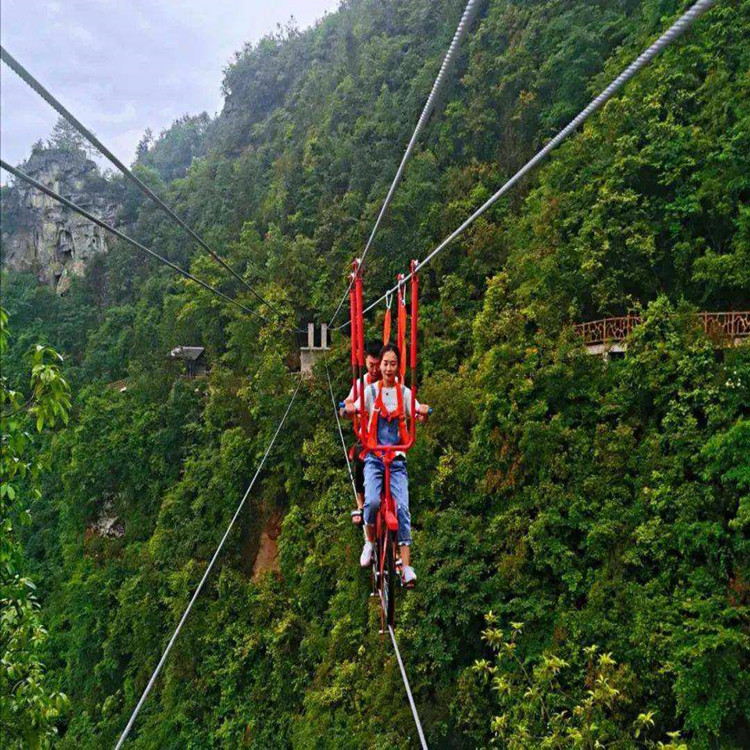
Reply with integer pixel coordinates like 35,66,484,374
114,378,303,748
327,0,484,327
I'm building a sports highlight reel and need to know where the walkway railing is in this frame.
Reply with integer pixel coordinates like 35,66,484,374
574,311,750,346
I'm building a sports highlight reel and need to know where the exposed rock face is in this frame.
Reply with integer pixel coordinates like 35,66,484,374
87,498,126,540
1,147,121,294
252,511,283,581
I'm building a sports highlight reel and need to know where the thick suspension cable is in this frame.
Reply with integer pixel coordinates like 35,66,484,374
0,160,263,320
337,0,718,328
388,624,428,750
0,45,296,328
327,0,483,327
323,361,428,748
115,378,302,749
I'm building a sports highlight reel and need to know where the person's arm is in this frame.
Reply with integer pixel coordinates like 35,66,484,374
404,386,430,421
342,384,357,417
364,384,374,419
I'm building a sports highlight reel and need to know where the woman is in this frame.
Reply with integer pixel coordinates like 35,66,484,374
355,343,429,587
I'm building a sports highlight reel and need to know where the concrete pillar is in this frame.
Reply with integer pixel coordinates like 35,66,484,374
299,323,330,377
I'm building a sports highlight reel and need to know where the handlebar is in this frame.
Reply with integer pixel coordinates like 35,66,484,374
339,401,432,415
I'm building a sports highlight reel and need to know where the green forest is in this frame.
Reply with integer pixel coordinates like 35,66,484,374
1,0,748,747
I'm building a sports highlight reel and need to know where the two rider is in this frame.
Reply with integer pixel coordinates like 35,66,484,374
342,343,430,587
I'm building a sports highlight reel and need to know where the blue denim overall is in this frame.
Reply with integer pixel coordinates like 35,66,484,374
363,400,411,545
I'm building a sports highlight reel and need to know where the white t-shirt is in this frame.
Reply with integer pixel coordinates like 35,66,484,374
364,383,421,420
345,373,377,404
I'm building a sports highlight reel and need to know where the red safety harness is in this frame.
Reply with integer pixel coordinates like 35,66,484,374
347,259,424,619
369,381,410,448
348,371,376,460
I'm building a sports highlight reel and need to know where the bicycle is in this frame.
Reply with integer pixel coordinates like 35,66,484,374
345,258,428,631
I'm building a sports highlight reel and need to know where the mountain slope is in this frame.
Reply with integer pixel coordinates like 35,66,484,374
1,1,747,747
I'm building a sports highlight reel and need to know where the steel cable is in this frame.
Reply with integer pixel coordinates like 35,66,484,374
321,6,719,740
327,0,484,327
335,0,718,329
389,625,428,749
324,357,358,499
115,378,303,748
0,160,264,320
0,45,299,331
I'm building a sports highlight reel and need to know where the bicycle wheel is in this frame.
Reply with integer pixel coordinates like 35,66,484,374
376,528,387,630
384,529,396,628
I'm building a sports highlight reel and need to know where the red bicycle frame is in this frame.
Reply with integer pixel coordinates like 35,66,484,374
349,260,420,629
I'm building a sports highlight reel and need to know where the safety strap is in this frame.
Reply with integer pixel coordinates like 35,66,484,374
397,278,407,381
351,372,376,450
351,371,375,402
383,292,393,344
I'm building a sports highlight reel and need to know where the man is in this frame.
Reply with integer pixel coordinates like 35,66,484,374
340,341,382,524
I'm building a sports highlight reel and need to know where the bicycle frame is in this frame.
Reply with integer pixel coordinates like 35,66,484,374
349,260,420,630
373,458,398,631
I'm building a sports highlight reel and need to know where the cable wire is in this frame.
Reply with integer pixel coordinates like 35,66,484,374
327,0,484,327
389,624,428,750
335,0,718,328
115,378,303,749
0,44,297,329
324,357,358,499
0,160,263,319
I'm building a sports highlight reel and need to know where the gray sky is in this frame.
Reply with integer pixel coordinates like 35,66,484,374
0,0,340,177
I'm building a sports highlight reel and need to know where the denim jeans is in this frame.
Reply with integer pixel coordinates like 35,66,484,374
363,454,411,546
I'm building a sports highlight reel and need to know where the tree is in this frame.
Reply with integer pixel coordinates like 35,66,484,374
47,117,88,155
0,307,71,747
135,128,153,163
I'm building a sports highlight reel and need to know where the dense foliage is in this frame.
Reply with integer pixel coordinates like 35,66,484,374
1,0,748,747
1,309,71,746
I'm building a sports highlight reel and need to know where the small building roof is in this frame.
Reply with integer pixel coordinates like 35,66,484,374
169,346,205,361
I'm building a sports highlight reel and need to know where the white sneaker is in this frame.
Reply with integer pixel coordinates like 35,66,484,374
402,565,417,586
360,541,375,567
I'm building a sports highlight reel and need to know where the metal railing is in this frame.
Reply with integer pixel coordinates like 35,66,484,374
574,311,750,346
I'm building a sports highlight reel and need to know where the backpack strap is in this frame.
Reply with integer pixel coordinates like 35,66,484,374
397,385,409,444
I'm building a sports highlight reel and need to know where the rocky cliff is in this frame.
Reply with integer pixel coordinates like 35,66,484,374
1,147,121,294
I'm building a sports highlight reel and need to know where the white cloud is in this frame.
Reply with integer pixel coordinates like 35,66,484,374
55,21,98,47
106,126,148,161
91,102,138,126
0,0,339,177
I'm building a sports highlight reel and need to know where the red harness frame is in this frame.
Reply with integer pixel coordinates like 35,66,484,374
349,259,420,629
